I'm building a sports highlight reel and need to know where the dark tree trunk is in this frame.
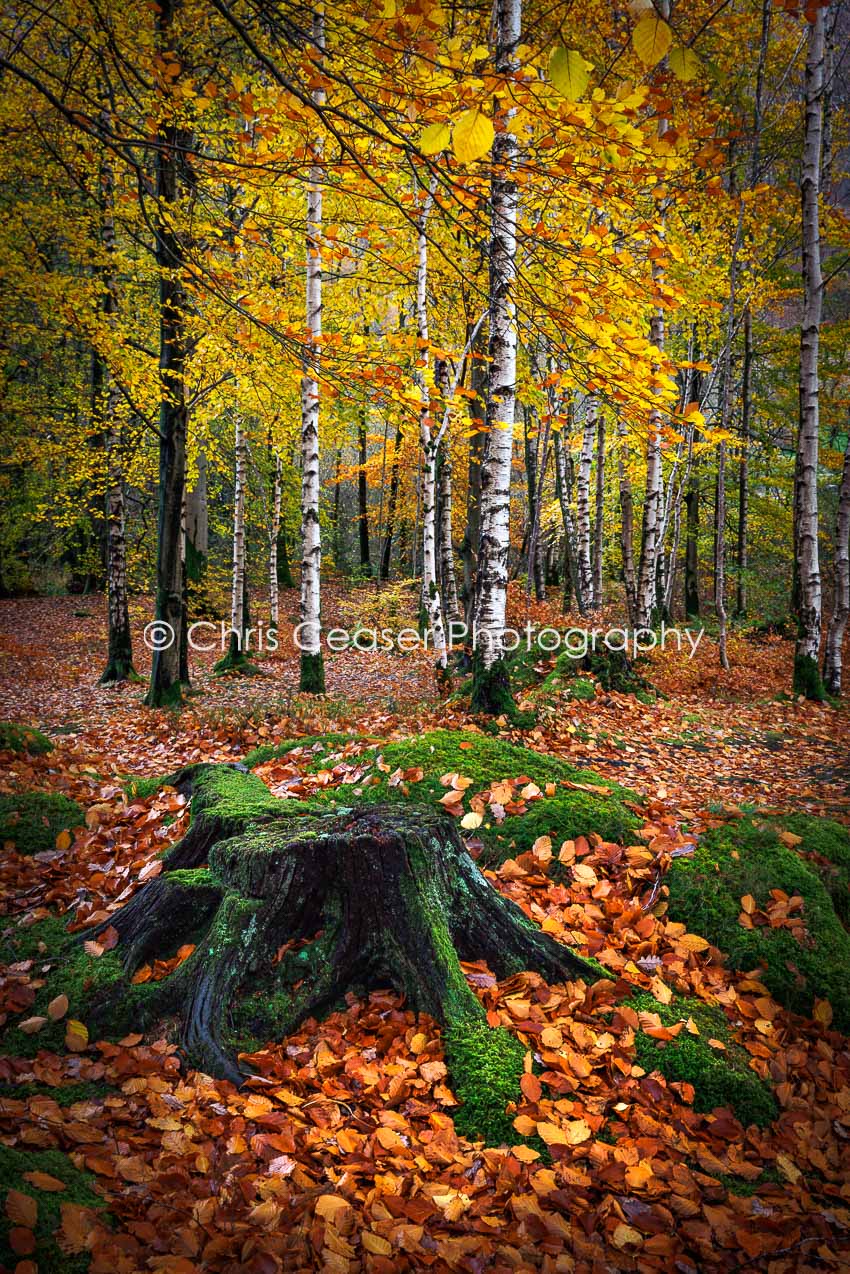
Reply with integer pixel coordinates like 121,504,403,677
685,484,700,619
90,764,599,1137
592,409,605,609
461,318,487,629
358,410,371,575
380,421,403,580
145,0,191,707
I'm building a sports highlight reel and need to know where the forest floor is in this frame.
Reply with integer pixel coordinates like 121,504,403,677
1,590,849,1272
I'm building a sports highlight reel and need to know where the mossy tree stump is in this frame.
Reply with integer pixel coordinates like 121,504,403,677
91,764,600,1134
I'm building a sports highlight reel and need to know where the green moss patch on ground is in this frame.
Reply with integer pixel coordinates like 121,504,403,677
778,813,850,926
622,992,777,1128
666,817,850,1030
0,915,124,1057
0,1144,106,1273
0,793,84,856
0,722,53,756
243,730,641,868
443,1020,527,1145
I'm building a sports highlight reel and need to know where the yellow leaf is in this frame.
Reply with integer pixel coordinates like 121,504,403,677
362,1231,392,1255
776,1152,801,1184
420,121,451,155
549,47,590,100
668,44,700,82
452,109,494,164
56,829,72,851
813,998,833,1027
65,1020,89,1052
632,15,672,65
679,933,710,952
536,1121,567,1145
460,811,483,829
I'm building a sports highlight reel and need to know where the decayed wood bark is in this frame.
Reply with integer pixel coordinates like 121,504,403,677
91,764,599,1100
298,6,326,692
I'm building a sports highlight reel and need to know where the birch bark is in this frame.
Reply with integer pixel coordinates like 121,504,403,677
793,5,826,698
470,0,521,712
298,6,326,693
823,433,850,694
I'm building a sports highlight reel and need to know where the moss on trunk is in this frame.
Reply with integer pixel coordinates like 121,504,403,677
87,763,602,1140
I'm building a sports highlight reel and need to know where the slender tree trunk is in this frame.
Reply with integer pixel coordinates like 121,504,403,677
145,0,190,707
298,7,326,693
220,415,248,669
575,402,596,609
438,438,461,626
185,450,212,615
380,422,403,580
823,432,850,693
95,120,135,684
331,446,343,571
685,484,700,619
471,0,521,714
269,449,282,629
793,6,826,699
414,187,447,669
553,428,584,616
635,290,665,631
592,408,605,609
179,488,190,684
715,440,730,671
616,417,637,626
462,318,487,627
357,405,371,575
736,305,752,617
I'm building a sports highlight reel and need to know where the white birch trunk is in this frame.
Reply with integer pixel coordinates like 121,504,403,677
575,401,596,608
472,0,521,689
298,7,325,691
229,415,247,654
635,287,665,630
616,417,637,626
414,185,448,669
269,449,282,629
823,434,850,693
794,6,826,695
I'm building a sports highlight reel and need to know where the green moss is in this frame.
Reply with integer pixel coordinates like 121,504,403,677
666,818,850,1029
0,916,124,1057
0,1080,110,1107
244,732,359,769
0,722,53,755
624,992,776,1128
470,653,520,720
567,677,596,702
0,793,85,856
477,790,641,868
793,651,826,702
0,1145,107,1273
778,814,850,925
444,1019,526,1145
299,650,326,694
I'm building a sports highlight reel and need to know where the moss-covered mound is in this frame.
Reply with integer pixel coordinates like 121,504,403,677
0,1145,106,1273
0,722,53,755
666,818,850,1030
541,648,656,699
622,993,776,1128
0,792,85,856
779,813,850,925
0,915,124,1057
242,730,641,866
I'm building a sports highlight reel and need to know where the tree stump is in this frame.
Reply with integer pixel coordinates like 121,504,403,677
92,764,602,1138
